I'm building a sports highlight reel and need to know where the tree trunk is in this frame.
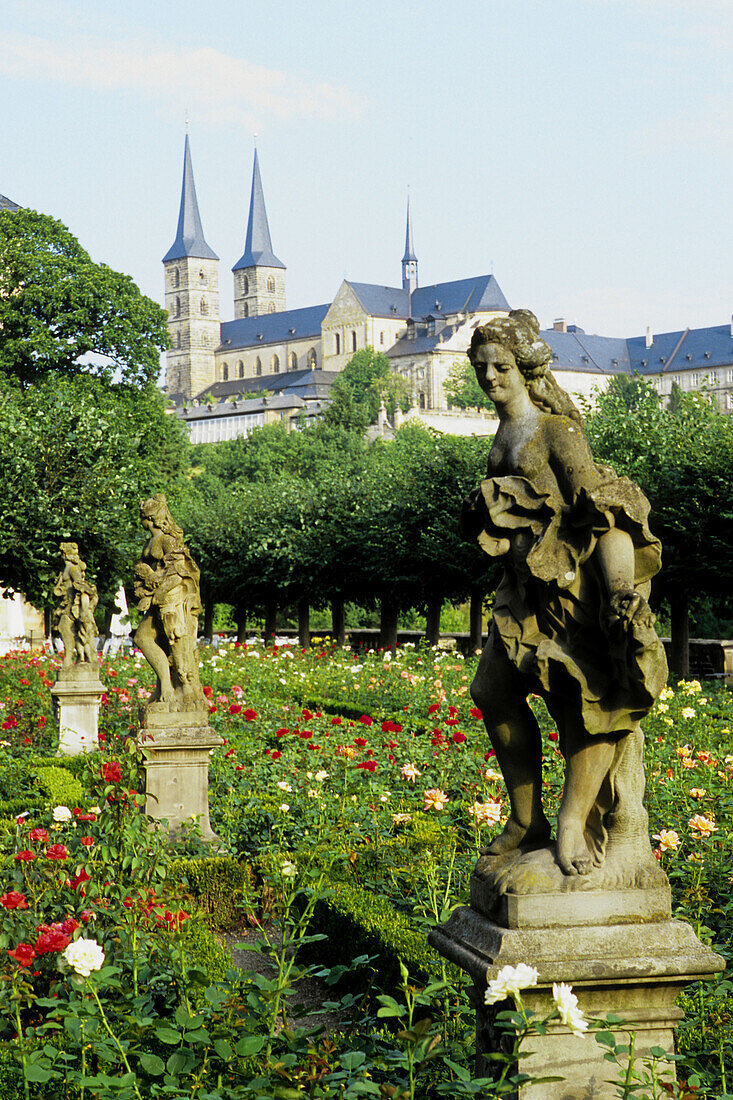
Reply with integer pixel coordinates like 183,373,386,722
263,600,277,646
235,603,247,645
425,595,442,646
380,597,399,651
669,591,690,679
202,593,215,642
331,596,346,647
469,589,484,653
298,598,310,649
44,605,52,640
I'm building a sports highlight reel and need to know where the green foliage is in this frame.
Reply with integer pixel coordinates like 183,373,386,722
0,209,169,388
169,857,255,930
444,357,496,413
32,766,84,808
0,371,190,613
323,347,408,431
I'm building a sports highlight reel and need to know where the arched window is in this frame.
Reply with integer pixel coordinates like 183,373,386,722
334,333,341,355
351,330,357,352
267,275,275,292
289,351,297,371
242,302,248,317
200,298,208,315
307,348,317,369
199,269,206,283
380,331,385,345
238,360,244,378
268,302,276,313
173,268,180,288
271,354,280,373
202,333,210,347
175,296,181,317
175,332,181,349
255,357,262,376
222,363,229,381
242,275,249,295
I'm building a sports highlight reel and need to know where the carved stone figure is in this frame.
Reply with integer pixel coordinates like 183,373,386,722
134,494,205,712
464,309,667,891
52,543,99,667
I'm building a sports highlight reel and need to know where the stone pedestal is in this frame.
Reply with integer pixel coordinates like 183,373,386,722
430,861,724,1099
138,710,223,842
51,666,105,755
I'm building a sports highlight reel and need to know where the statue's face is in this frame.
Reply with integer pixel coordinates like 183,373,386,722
473,342,525,405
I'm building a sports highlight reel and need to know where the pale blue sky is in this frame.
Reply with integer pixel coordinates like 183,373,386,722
3,0,731,336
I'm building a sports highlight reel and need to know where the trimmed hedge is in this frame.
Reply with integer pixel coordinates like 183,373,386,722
169,857,255,930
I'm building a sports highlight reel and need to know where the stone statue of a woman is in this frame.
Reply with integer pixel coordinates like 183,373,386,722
464,309,667,889
53,542,99,667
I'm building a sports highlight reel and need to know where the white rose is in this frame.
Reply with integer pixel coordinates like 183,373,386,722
62,938,105,978
281,860,296,878
484,963,539,1005
552,982,588,1037
53,806,72,823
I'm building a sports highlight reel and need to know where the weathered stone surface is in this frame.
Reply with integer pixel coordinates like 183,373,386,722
52,542,99,668
51,669,104,755
139,724,223,842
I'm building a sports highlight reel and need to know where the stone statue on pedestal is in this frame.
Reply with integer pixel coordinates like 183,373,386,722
134,495,221,842
430,310,723,1098
134,494,206,714
53,542,99,667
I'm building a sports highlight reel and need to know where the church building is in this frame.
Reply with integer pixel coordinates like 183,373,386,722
163,137,733,442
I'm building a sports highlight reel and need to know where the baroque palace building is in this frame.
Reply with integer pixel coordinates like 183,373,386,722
163,137,733,442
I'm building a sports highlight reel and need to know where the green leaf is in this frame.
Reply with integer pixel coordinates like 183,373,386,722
340,1051,366,1070
25,1065,53,1083
234,1035,266,1057
213,1038,233,1060
140,1053,165,1076
155,1026,182,1045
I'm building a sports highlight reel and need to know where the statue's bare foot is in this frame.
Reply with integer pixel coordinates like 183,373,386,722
482,815,551,857
557,820,594,875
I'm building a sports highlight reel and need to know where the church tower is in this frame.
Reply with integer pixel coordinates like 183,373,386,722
232,148,286,319
162,134,220,397
401,196,418,304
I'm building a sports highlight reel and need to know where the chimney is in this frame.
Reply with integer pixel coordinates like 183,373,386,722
553,318,567,333
730,314,733,337
645,326,653,349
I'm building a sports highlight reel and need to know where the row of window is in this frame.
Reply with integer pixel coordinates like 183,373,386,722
657,369,733,389
171,296,214,317
237,274,278,295
220,348,317,380
332,331,358,355
188,413,266,445
169,268,209,288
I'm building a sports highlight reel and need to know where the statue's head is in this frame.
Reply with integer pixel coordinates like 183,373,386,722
60,541,80,561
140,494,184,541
468,309,552,382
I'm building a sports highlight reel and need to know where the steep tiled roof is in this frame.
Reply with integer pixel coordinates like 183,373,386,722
195,368,339,404
219,305,329,350
163,135,218,263
627,325,733,374
0,194,19,211
348,274,510,319
543,330,631,375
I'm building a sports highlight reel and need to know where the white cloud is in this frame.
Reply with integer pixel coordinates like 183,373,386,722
1,33,364,126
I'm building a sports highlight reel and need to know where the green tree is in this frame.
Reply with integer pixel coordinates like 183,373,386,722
323,347,409,431
444,356,495,413
586,376,733,675
0,374,190,621
0,209,169,387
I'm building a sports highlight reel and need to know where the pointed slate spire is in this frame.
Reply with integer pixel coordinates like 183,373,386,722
402,195,418,298
163,135,218,262
402,195,417,264
233,148,285,271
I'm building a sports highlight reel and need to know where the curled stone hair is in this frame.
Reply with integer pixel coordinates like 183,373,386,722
468,309,582,425
140,493,185,545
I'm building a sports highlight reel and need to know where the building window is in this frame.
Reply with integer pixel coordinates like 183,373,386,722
173,268,180,288
289,351,297,371
222,363,229,381
380,331,385,345
728,369,733,384
175,296,181,317
691,373,700,387
351,330,357,352
267,275,276,293
242,275,249,295
419,392,426,409
200,298,208,315
307,348,317,369
335,333,341,355
199,269,206,283
202,333,210,347
271,354,280,373
728,393,733,410
255,357,262,376
175,332,181,349
242,302,248,317
268,303,276,313
238,360,244,379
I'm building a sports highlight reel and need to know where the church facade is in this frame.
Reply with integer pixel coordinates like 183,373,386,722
163,138,733,442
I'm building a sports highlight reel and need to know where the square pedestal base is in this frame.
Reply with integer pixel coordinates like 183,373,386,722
139,715,223,842
430,895,724,1099
51,671,105,755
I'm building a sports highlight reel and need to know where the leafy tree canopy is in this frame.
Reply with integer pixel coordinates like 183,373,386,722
0,209,169,387
323,347,409,431
444,357,495,413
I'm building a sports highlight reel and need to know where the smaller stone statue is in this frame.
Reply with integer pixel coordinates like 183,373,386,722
133,494,205,712
52,543,99,667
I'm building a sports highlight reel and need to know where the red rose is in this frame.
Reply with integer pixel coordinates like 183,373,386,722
15,850,36,862
37,716,46,729
80,836,95,847
28,828,49,843
299,730,312,740
275,728,289,738
68,868,91,892
381,720,402,733
45,844,69,861
484,750,495,760
445,718,460,726
470,707,483,719
62,917,79,934
243,708,258,721
358,715,373,726
76,812,97,822
331,716,343,726
452,731,467,744
80,910,92,922
354,737,368,747
270,750,282,760
448,705,459,717
101,761,122,784
548,731,559,743
202,685,213,698
427,703,441,715
228,704,241,715
302,709,314,720
35,928,71,954
1,891,28,910
357,760,378,773
8,943,36,967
